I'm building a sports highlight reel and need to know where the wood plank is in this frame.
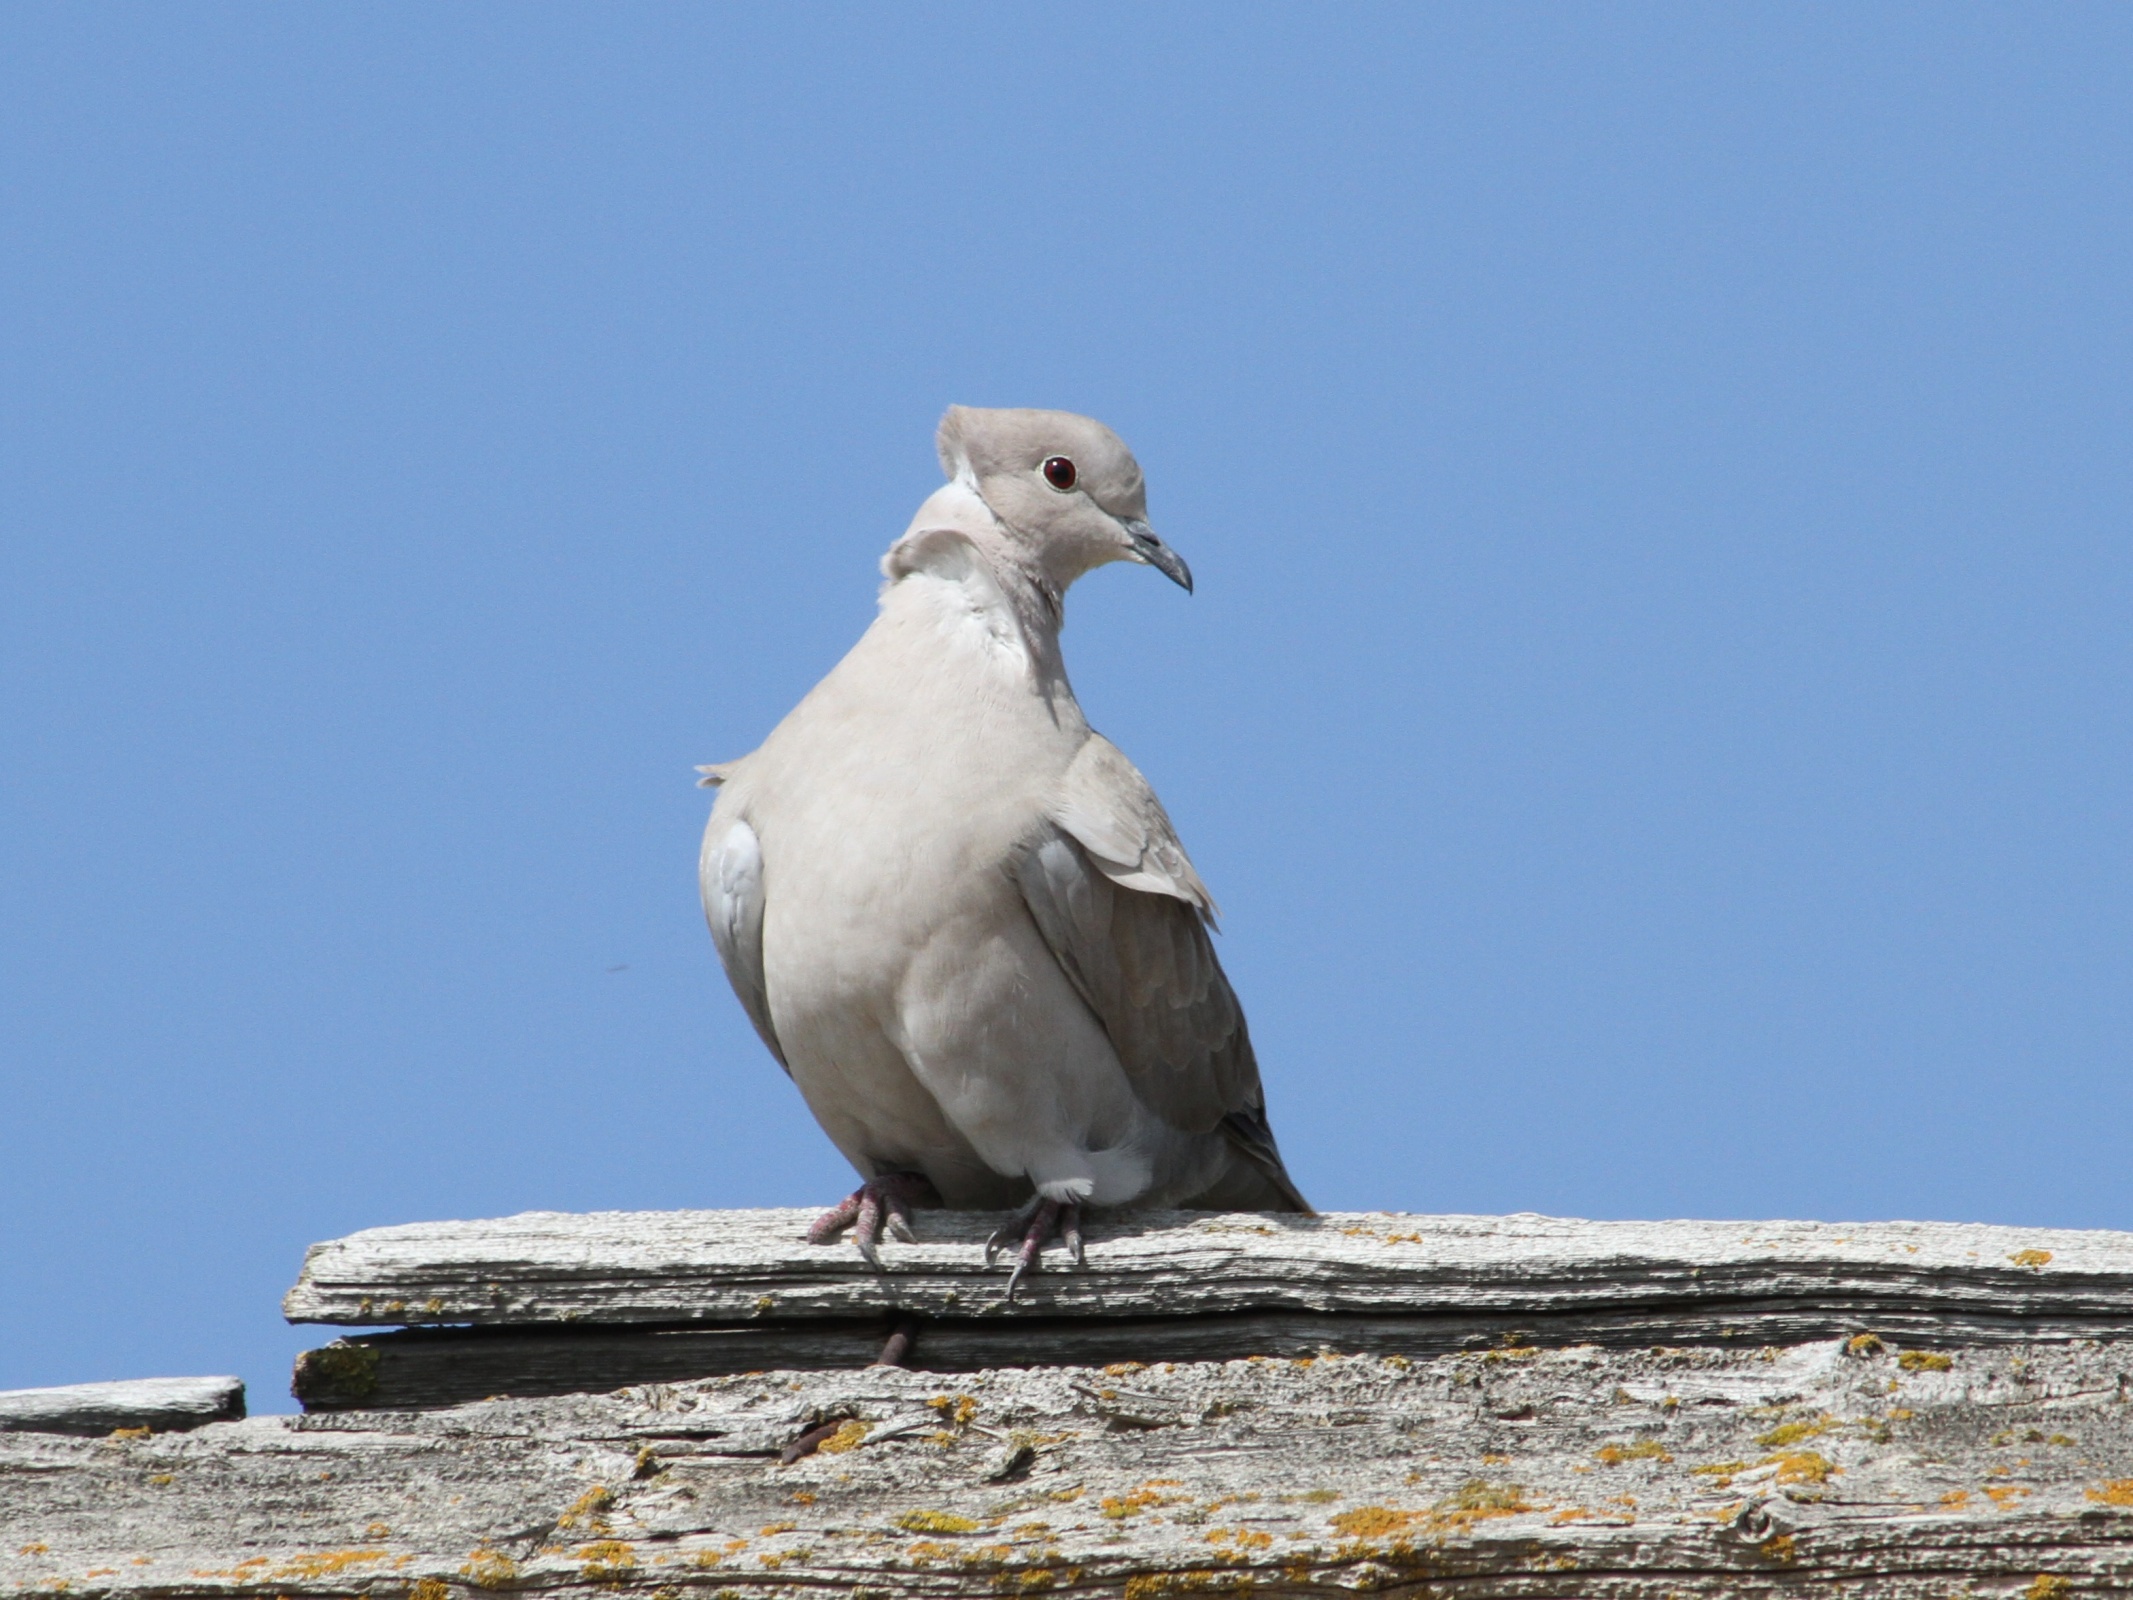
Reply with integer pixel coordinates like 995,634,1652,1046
283,1206,2133,1329
17,1337,2133,1597
294,1301,2130,1411
0,1377,244,1436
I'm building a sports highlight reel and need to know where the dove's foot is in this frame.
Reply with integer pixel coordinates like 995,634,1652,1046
808,1172,935,1266
984,1195,1085,1302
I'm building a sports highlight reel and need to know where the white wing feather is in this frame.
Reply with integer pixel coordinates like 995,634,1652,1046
700,815,787,1071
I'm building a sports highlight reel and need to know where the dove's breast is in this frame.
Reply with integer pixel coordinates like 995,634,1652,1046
724,569,1096,1180
751,578,1080,942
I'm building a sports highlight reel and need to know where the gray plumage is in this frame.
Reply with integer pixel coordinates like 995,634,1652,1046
700,406,1307,1219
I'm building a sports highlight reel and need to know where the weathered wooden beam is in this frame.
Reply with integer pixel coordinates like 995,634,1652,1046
292,1302,2125,1412
15,1338,2133,1597
0,1377,244,1436
283,1207,2133,1330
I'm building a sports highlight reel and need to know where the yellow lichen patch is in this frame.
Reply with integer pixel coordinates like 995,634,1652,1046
1941,1489,1971,1508
18,1546,49,1557
1985,1486,2031,1509
1755,1416,1835,1449
556,1485,614,1530
816,1419,872,1455
1101,1484,1192,1521
1766,1452,1839,1486
1428,1481,1535,1538
460,1547,519,1587
1102,1362,1146,1376
2025,1577,2072,1600
1898,1351,1953,1372
1846,1333,1885,1356
1123,1572,1260,1599
758,1522,796,1536
1760,1533,1797,1563
2087,1480,2133,1506
148,1474,174,1486
1203,1528,1274,1551
1292,1488,1340,1504
895,1511,981,1535
1594,1440,1672,1465
270,1550,392,1581
365,1522,391,1540
926,1394,979,1428
1483,1345,1538,1364
575,1541,636,1583
1480,1452,1510,1466
410,1580,449,1600
2009,1250,2054,1270
1690,1461,1748,1479
1328,1506,1416,1539
107,1427,152,1442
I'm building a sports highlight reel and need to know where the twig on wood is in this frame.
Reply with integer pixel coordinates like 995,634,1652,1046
777,1419,844,1465
870,1312,921,1368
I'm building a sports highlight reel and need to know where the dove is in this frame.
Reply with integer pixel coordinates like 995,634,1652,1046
699,406,1308,1293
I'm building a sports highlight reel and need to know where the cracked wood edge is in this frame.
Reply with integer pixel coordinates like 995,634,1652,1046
12,1338,2133,1598
0,1377,244,1436
283,1207,2133,1328
295,1305,2133,1412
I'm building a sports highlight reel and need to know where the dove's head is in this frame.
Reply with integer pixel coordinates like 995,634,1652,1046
935,405,1192,593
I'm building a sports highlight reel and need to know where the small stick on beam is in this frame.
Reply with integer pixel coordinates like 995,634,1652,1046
779,1420,845,1465
871,1313,922,1369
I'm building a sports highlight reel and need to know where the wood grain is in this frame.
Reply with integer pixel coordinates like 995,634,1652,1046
16,1337,2133,1597
0,1376,244,1436
283,1207,2133,1330
294,1301,2128,1412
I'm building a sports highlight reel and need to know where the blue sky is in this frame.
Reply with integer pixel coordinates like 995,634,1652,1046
4,6,2130,1409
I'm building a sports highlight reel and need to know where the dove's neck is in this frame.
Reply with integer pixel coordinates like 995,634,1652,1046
880,483,1072,693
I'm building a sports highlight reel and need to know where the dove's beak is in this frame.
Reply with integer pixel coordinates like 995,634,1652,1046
1121,518,1193,593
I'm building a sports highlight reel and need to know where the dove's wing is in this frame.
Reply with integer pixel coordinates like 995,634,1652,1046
700,808,788,1073
1016,736,1307,1208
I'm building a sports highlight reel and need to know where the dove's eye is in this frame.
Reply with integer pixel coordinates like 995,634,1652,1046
1042,456,1077,491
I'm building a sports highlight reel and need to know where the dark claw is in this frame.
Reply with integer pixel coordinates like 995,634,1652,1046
854,1188,884,1266
991,1197,1084,1302
1003,1198,1061,1302
886,1193,917,1245
807,1173,936,1265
